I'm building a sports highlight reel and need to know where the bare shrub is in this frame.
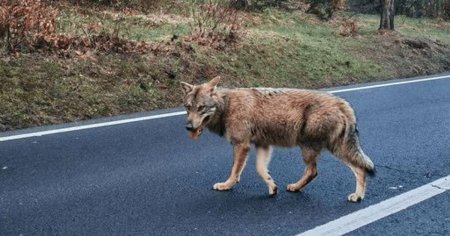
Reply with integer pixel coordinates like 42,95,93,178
187,0,242,49
332,0,347,12
0,0,59,52
0,0,159,54
339,18,359,37
307,0,347,20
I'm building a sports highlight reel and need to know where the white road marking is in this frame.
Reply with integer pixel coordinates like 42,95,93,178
0,74,449,142
297,175,450,236
0,111,186,142
1,75,449,233
328,75,450,94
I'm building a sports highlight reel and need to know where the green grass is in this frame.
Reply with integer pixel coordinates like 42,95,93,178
57,8,192,41
197,10,384,88
0,55,167,130
396,17,450,44
354,14,450,44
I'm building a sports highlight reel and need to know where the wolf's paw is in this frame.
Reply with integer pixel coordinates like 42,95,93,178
286,184,300,192
269,186,278,196
213,182,233,191
347,193,363,202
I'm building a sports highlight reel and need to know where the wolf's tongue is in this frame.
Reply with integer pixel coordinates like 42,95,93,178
189,128,203,140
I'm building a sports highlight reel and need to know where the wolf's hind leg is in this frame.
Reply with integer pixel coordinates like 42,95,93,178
331,138,372,202
346,164,367,202
329,132,375,202
256,145,278,196
213,142,250,191
287,147,319,192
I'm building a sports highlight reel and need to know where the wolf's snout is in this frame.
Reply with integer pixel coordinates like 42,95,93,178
185,122,195,131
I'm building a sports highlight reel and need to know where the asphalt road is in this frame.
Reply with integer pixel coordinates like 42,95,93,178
1,74,450,235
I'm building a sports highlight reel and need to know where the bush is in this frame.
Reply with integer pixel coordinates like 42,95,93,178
0,0,157,54
306,0,347,20
0,0,59,52
187,0,242,49
339,17,359,37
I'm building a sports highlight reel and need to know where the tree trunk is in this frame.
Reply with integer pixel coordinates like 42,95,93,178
379,0,395,30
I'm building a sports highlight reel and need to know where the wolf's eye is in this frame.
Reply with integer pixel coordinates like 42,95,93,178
197,105,205,111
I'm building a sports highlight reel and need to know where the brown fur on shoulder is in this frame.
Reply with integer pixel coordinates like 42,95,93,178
181,77,375,202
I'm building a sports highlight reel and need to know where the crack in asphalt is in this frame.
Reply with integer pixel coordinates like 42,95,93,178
375,164,427,176
431,184,450,191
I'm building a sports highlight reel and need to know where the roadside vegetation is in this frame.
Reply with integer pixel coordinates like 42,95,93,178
1,0,449,131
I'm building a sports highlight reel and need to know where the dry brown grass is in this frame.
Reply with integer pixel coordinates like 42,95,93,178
0,0,59,52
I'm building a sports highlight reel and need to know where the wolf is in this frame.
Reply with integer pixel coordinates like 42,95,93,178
181,76,375,202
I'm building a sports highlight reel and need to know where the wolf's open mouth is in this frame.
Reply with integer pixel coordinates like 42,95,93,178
189,127,203,140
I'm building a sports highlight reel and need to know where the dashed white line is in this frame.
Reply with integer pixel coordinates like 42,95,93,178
297,175,450,236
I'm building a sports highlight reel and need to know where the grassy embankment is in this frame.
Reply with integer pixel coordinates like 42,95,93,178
0,2,449,131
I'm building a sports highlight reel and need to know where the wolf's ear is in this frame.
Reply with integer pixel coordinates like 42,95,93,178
207,76,221,87
206,76,221,93
180,81,194,94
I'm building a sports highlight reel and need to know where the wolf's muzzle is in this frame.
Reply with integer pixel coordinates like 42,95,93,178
185,122,195,131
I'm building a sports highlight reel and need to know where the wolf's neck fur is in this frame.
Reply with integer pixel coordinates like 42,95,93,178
206,88,229,137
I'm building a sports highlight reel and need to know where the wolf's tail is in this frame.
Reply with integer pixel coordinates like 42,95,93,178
331,123,376,177
346,126,376,177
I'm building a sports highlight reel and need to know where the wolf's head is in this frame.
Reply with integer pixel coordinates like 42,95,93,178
180,76,221,140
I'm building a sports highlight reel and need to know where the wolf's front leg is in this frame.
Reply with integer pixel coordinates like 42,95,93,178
256,145,278,196
213,142,250,191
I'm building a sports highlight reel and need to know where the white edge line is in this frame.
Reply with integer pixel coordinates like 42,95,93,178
0,111,186,142
328,75,450,94
297,175,450,236
1,75,449,142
